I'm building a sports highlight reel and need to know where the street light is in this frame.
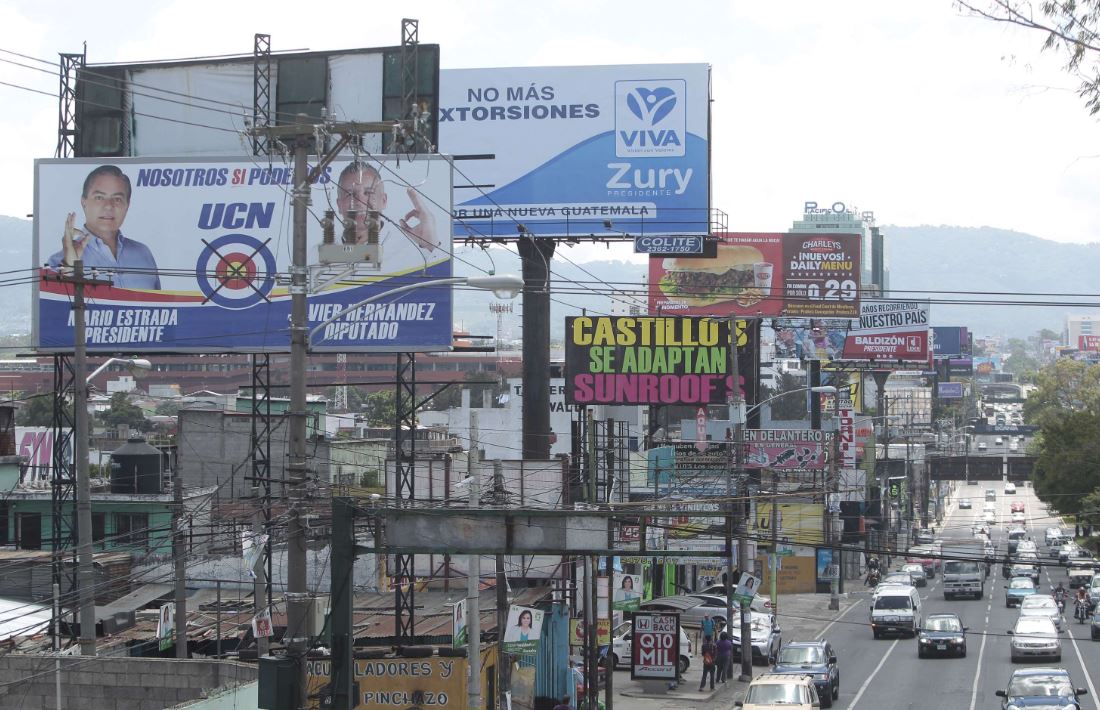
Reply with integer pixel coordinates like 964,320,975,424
309,275,524,341
87,357,153,383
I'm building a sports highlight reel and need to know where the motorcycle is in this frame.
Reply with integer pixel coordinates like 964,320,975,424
865,569,881,587
1075,599,1089,624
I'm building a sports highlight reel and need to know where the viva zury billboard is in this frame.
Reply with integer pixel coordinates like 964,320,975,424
34,157,453,353
841,301,931,363
649,232,861,318
439,64,710,237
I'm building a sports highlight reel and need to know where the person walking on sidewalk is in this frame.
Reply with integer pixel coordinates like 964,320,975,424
698,638,717,691
702,613,716,642
715,631,733,684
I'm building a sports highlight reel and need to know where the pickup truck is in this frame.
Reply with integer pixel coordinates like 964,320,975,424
942,542,986,599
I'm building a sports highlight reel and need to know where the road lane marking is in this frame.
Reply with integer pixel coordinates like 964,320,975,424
815,594,860,641
968,609,991,710
846,638,899,709
1066,624,1100,710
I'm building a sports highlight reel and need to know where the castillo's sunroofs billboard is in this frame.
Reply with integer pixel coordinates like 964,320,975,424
34,157,453,353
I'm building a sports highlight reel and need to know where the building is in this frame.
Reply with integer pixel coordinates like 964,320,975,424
1065,314,1100,350
789,201,889,294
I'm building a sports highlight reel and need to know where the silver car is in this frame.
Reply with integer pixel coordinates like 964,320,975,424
900,563,928,587
728,611,783,665
1008,617,1061,663
1018,595,1065,632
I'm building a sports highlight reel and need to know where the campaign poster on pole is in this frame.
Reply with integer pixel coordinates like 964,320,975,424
157,603,174,651
502,605,544,655
452,598,468,649
252,608,273,639
33,156,453,353
630,612,680,680
613,573,642,611
733,572,761,605
439,64,710,238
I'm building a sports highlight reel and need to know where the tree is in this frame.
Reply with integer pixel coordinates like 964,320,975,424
958,0,1100,114
154,401,181,417
1032,410,1100,516
100,392,153,433
361,390,396,427
16,393,62,426
1025,357,1100,426
768,373,810,421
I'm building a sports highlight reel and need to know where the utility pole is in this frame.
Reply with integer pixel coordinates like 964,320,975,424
770,468,779,614
727,317,752,683
174,473,187,658
63,259,110,656
254,510,269,658
829,388,841,611
493,460,507,710
467,411,481,710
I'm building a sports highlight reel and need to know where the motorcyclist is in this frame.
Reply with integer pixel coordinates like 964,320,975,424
1075,587,1090,622
1053,582,1068,610
867,556,880,573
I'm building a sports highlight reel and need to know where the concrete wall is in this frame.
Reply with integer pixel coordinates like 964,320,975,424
169,681,257,708
0,655,257,710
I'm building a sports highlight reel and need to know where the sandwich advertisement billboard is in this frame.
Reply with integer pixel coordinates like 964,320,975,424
648,232,861,318
34,156,453,353
841,301,931,363
439,64,710,238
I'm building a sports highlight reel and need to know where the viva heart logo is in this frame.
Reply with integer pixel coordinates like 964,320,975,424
626,87,677,125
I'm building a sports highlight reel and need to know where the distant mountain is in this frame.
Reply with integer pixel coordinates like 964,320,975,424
2,215,1094,341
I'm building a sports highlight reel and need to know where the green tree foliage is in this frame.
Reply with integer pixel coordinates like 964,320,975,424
768,373,810,421
361,390,396,427
154,401,181,417
16,393,61,426
958,1,1100,114
1025,358,1100,426
100,392,153,433
1033,410,1100,515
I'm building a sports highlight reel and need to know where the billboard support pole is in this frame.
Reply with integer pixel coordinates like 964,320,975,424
518,237,555,460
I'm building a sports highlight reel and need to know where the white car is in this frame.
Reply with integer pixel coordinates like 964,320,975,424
1008,617,1060,663
1011,511,1026,525
984,510,997,525
609,620,693,672
1018,594,1065,632
738,673,821,710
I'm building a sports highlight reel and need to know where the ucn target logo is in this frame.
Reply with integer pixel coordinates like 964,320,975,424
615,79,687,157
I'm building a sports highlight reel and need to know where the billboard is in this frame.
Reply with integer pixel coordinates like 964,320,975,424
564,316,733,405
841,301,931,363
648,232,861,318
630,613,680,681
772,318,850,362
1080,335,1100,351
937,382,965,399
932,326,969,359
743,429,828,470
34,157,453,353
439,64,709,237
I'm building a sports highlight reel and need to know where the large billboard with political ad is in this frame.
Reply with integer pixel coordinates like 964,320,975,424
439,64,710,238
649,232,861,318
841,301,931,363
564,316,732,405
33,157,453,353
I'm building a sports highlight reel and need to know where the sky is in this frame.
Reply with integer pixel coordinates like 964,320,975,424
2,0,1099,265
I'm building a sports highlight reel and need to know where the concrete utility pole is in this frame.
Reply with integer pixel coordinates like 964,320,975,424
64,260,110,656
466,411,481,710
174,473,187,658
726,317,752,683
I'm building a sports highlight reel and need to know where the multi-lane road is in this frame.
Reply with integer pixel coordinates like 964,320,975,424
814,483,1099,710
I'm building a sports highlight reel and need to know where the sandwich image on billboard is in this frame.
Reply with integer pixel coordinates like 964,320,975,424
34,156,452,353
841,300,931,363
649,232,860,317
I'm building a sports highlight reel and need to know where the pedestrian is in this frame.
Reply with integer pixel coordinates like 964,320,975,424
698,638,717,691
553,695,574,710
715,631,733,684
701,613,716,642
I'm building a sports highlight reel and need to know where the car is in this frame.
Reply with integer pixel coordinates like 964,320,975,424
984,510,998,525
917,613,968,658
995,668,1088,709
1005,482,1017,494
1012,511,1026,525
880,572,916,587
1092,609,1100,641
900,563,928,587
736,673,821,710
1068,566,1094,589
906,545,939,577
986,488,997,501
1058,542,1079,566
1011,562,1041,586
959,498,972,509
1011,501,1025,513
682,593,774,627
695,585,775,613
913,528,935,545
771,640,840,707
609,620,693,672
1019,595,1065,632
728,611,783,665
1005,576,1038,608
1008,617,1061,663
1088,574,1100,608
978,442,988,451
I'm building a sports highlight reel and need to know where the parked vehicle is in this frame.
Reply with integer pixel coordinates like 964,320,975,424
728,612,782,665
770,641,840,708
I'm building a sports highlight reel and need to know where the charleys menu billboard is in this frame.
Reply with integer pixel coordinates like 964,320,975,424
648,232,861,318
565,316,732,405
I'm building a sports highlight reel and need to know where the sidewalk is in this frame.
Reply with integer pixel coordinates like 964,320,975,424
613,592,862,709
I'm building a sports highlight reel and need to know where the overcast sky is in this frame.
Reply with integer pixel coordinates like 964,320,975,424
3,0,1098,263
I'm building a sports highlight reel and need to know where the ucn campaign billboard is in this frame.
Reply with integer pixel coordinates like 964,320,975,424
841,301,931,363
34,157,453,353
649,232,861,318
439,64,710,237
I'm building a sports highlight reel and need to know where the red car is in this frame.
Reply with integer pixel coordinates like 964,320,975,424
1011,501,1025,513
905,546,938,578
